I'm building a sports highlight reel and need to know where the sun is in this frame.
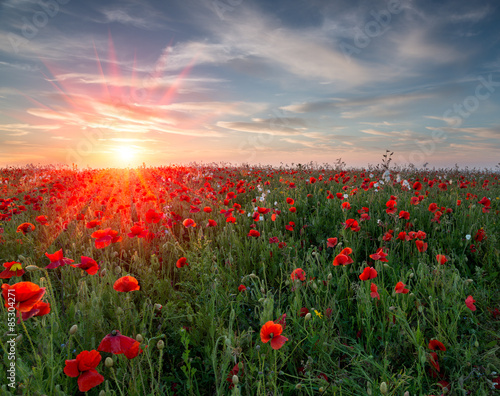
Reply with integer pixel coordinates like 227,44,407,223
116,146,135,164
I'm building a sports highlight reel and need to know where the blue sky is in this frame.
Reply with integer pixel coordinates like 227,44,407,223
0,0,499,168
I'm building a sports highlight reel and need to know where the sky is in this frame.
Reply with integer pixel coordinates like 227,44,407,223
0,0,499,169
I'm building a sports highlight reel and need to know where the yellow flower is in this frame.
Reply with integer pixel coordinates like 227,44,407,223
314,309,323,319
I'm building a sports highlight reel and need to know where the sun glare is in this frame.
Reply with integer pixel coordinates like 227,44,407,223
116,146,135,164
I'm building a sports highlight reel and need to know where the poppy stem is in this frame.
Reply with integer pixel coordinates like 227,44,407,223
110,366,126,396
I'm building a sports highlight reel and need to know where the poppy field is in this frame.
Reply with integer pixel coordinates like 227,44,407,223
1,163,499,395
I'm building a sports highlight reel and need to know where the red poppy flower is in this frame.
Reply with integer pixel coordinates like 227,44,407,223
413,181,422,191
91,228,122,249
415,240,428,253
465,295,476,311
260,321,288,350
2,282,46,312
248,229,260,237
85,220,101,229
359,267,377,281
369,248,388,262
98,330,142,359
203,206,212,213
45,249,74,269
207,219,217,227
0,261,25,278
386,200,397,214
398,211,410,220
19,300,50,322
127,225,148,238
16,222,35,235
428,339,446,351
176,257,188,268
333,247,354,266
428,203,438,213
226,363,243,389
436,255,447,265
289,207,297,213
429,352,440,372
344,219,360,232
474,228,486,242
64,349,104,392
182,218,196,228
326,237,338,248
36,215,49,225
298,307,309,317
71,256,100,275
113,276,140,292
290,268,306,281
286,197,294,205
238,284,247,292
145,209,162,224
341,202,351,210
395,282,409,294
370,283,380,300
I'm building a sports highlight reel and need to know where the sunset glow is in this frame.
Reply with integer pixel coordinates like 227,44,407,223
1,1,499,168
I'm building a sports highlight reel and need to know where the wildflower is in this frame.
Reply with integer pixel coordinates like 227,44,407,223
359,267,378,281
415,240,428,253
85,220,101,229
436,255,447,265
127,225,148,238
286,197,294,205
145,209,162,223
314,309,323,318
19,300,50,322
2,282,45,314
248,229,260,237
182,218,196,228
333,247,354,266
395,282,409,294
474,228,486,242
0,261,25,278
113,276,140,292
35,215,49,225
176,257,188,268
290,268,306,281
370,248,388,262
16,222,36,235
44,249,74,270
428,339,446,351
429,352,440,372
465,295,476,311
91,228,122,249
71,256,100,275
207,219,217,227
298,307,309,317
238,284,247,292
370,283,380,300
64,350,104,392
98,330,143,359
260,321,288,350
327,237,338,248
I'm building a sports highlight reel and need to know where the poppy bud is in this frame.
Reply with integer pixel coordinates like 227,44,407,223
312,282,317,290
404,392,410,396
232,375,239,385
136,334,143,343
409,273,414,278
105,357,114,367
465,279,473,284
258,298,264,303
112,251,119,258
474,341,479,348
15,334,23,343
305,313,312,320
383,264,390,269
260,287,265,294
26,265,41,272
380,382,388,394
366,384,372,395
327,273,332,280
295,384,302,389
154,303,162,311
319,387,324,393
116,307,124,315
69,325,78,335
100,269,107,277
39,277,46,286
115,266,122,274
18,255,26,261
157,340,165,350
99,391,106,396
